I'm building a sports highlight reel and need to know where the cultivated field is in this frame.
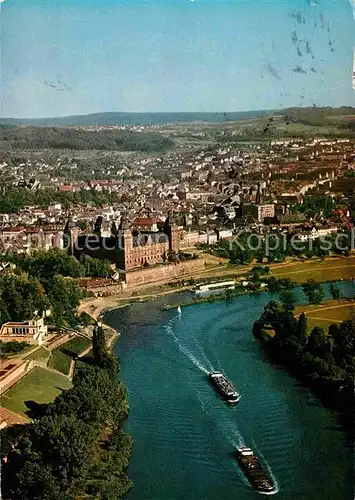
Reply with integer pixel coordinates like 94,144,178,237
271,256,355,283
295,299,355,332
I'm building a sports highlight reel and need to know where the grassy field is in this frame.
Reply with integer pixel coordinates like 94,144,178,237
61,336,91,356
25,346,50,363
1,367,72,416
191,256,355,284
48,336,91,375
270,256,355,283
296,299,355,332
48,348,72,375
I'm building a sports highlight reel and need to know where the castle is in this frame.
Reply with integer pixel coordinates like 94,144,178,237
64,213,181,271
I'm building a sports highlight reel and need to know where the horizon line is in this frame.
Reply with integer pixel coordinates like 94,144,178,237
2,105,355,122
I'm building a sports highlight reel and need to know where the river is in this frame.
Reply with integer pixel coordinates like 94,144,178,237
104,281,355,500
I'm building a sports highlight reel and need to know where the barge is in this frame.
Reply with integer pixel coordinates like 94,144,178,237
209,372,241,404
235,446,276,494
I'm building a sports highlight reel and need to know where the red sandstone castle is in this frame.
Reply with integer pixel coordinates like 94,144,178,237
65,213,181,271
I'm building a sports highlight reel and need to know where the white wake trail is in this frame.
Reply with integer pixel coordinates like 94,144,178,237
165,324,209,375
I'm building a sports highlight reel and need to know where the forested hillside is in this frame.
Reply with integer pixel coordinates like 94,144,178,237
0,126,174,152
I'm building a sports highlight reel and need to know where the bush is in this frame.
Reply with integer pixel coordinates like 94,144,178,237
0,341,30,357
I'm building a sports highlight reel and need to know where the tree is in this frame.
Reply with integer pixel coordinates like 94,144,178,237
11,415,97,500
296,312,308,340
279,290,296,313
92,325,109,367
307,326,327,357
45,276,81,327
329,282,342,301
260,300,284,322
302,279,324,305
1,337,132,500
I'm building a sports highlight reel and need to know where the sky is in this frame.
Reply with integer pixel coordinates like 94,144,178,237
1,0,354,118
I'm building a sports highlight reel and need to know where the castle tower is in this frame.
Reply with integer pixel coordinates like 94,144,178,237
63,217,80,255
163,212,180,252
118,215,133,269
94,216,103,235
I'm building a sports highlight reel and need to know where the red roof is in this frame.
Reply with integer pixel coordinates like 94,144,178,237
60,185,74,192
133,217,162,226
0,227,25,233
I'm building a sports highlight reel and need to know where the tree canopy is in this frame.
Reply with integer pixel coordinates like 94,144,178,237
1,330,132,500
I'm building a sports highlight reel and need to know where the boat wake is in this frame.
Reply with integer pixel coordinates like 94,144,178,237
250,440,280,495
190,334,215,372
220,417,245,448
165,324,210,375
196,388,207,412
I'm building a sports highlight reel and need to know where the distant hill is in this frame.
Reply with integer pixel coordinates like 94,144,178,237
278,106,355,129
0,110,273,127
0,126,175,152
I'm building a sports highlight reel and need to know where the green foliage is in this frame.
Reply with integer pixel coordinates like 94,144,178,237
78,311,93,327
1,330,132,500
331,317,355,378
80,255,111,278
296,313,308,340
0,274,49,325
200,226,353,264
260,300,284,322
0,185,122,213
308,326,328,357
279,290,296,313
253,300,355,388
6,249,111,280
92,325,110,368
302,279,324,305
48,348,72,375
266,276,296,292
0,126,174,152
329,282,342,301
0,341,30,357
294,195,336,218
45,276,82,327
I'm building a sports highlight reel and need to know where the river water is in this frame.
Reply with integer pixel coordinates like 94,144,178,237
105,281,355,500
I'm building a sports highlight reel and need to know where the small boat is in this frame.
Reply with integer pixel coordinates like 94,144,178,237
209,372,240,404
177,306,181,314
235,447,276,494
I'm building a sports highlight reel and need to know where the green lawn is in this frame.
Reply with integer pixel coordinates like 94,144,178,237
272,256,355,283
48,349,71,375
1,367,72,416
296,299,355,332
61,336,91,356
25,346,50,363
47,336,91,375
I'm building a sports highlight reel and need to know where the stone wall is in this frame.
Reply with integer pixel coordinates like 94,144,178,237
0,360,33,394
180,231,217,248
125,259,205,287
0,335,38,345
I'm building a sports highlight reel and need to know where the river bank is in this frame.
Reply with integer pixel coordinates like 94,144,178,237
79,254,355,319
103,280,355,500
